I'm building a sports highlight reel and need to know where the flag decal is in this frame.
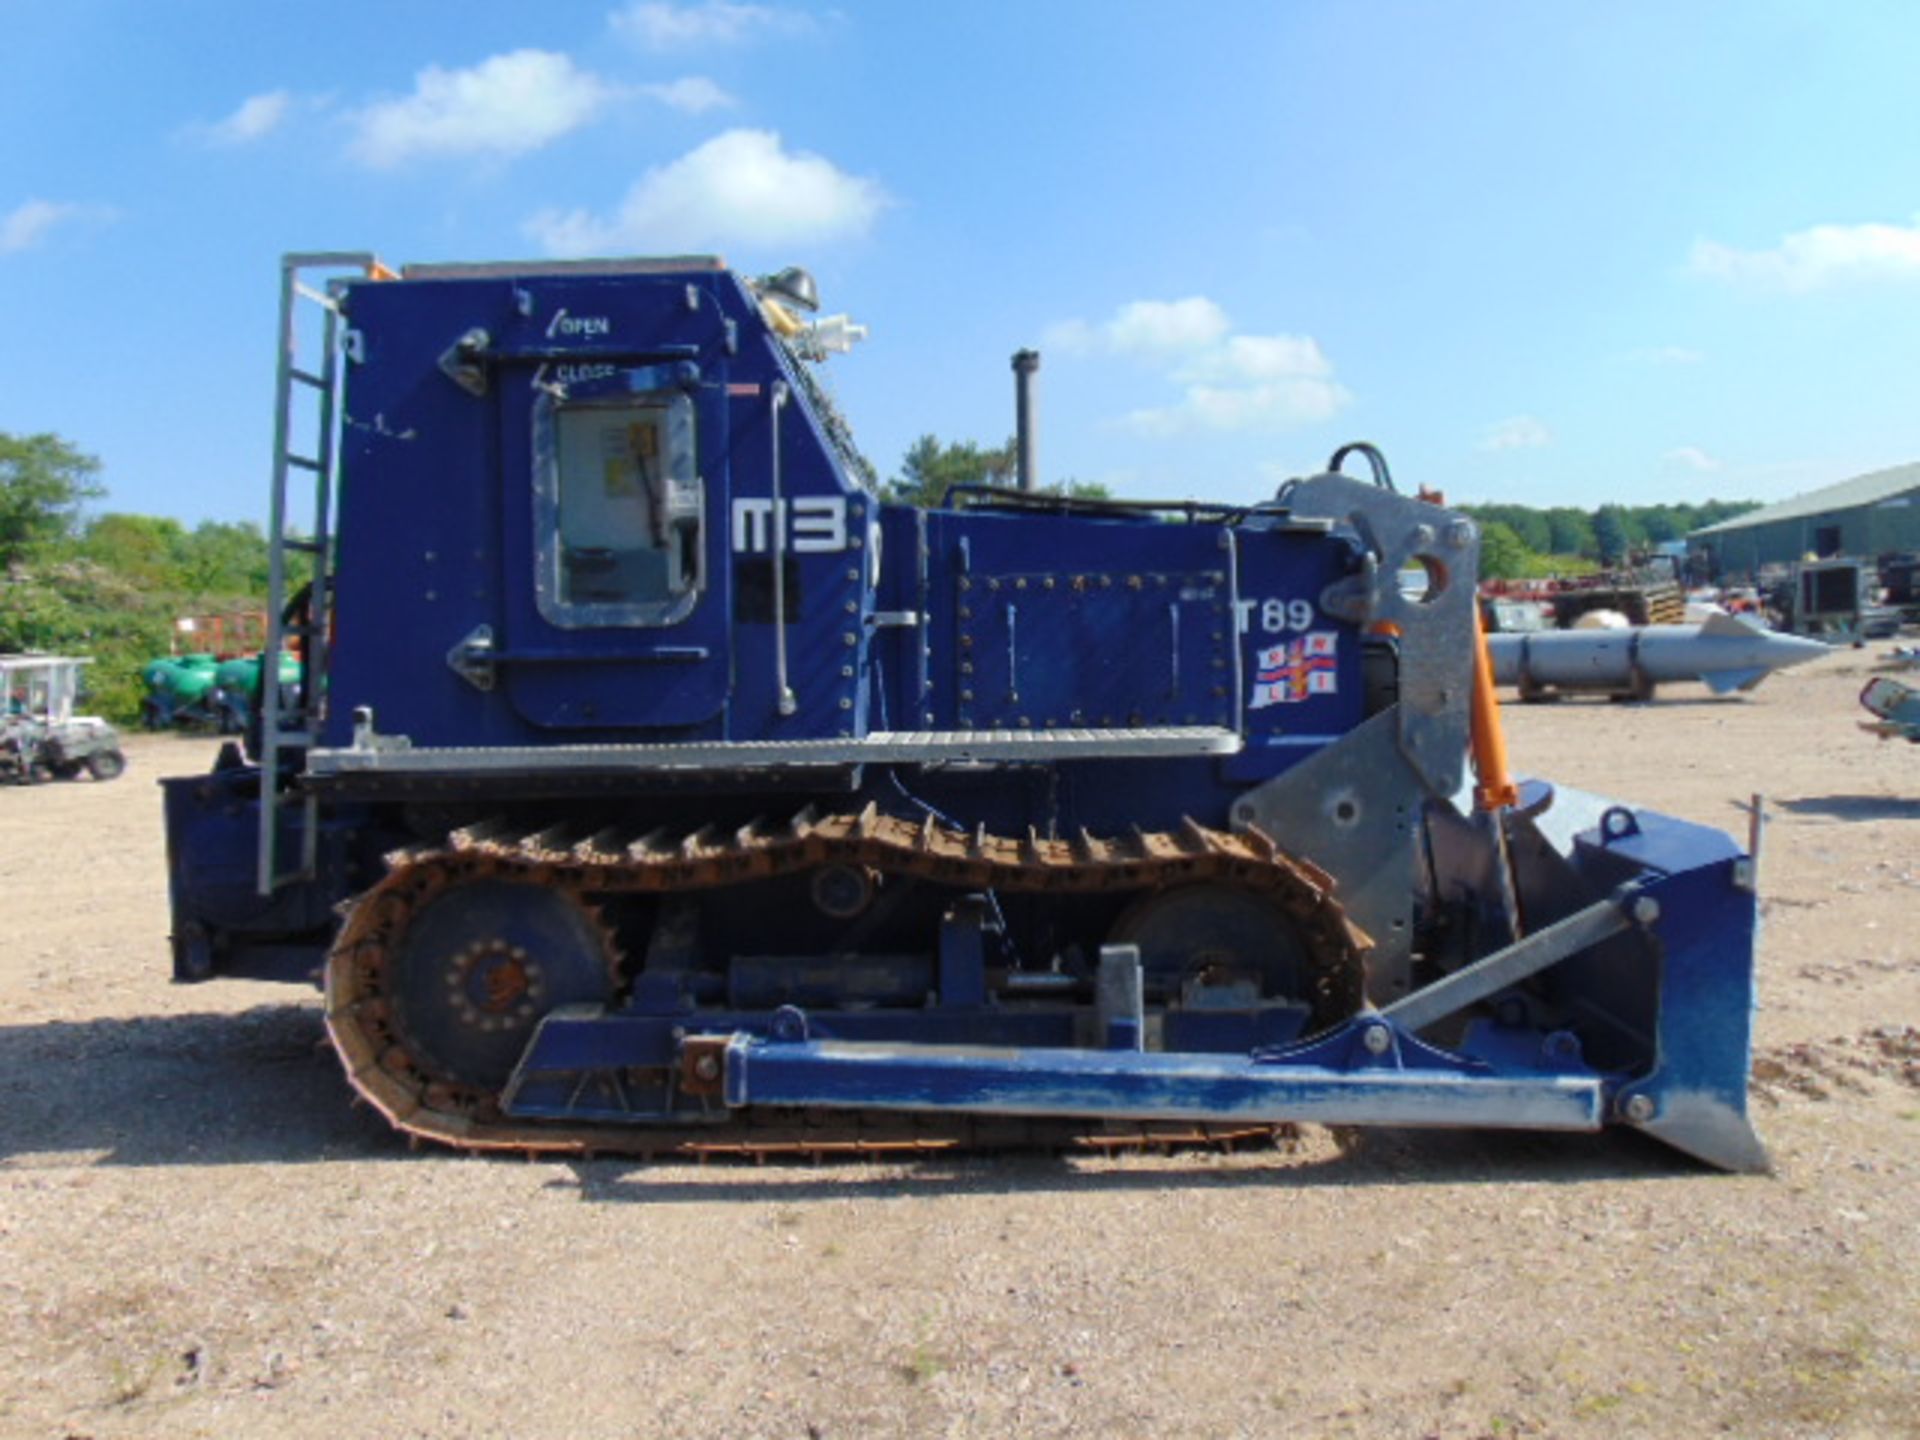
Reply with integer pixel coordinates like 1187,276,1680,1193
1249,631,1339,708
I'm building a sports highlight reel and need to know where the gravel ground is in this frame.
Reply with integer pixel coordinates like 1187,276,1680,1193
3,647,1918,1439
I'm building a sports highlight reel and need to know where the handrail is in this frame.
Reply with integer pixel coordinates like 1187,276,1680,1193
770,381,796,716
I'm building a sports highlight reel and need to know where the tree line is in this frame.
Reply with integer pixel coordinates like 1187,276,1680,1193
1459,499,1762,580
0,432,280,722
884,434,1111,506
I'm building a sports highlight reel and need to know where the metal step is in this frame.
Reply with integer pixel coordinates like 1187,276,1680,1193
310,726,1243,776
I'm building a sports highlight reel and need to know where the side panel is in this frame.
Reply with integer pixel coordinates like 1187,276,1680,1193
955,563,1234,731
326,278,512,748
918,511,1238,732
1225,522,1368,780
902,506,1366,775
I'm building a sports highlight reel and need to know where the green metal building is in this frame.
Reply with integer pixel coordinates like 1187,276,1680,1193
1688,462,1920,578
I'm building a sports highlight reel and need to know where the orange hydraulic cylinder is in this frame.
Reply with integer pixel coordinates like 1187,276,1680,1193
1470,605,1519,812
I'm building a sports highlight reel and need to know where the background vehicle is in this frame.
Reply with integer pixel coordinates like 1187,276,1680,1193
144,649,300,732
1782,557,1900,643
1,655,125,783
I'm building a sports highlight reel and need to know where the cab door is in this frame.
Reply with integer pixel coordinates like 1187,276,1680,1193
496,360,732,731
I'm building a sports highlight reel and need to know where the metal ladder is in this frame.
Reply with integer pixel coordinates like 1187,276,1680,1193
256,251,391,896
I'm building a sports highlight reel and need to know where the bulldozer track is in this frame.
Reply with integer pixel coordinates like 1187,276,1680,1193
324,805,1371,1159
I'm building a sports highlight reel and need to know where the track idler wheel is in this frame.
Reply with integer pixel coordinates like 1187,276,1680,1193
386,878,615,1090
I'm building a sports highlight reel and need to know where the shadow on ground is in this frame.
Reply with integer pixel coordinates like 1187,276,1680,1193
1778,794,1920,822
0,1004,397,1167
550,1126,1707,1204
0,1007,1717,1190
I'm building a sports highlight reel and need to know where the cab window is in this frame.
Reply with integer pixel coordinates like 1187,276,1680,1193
535,388,702,627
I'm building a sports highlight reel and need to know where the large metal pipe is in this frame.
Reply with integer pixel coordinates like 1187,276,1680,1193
1486,615,1828,699
1012,349,1040,491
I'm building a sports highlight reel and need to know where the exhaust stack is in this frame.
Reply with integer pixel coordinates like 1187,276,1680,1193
1012,349,1040,491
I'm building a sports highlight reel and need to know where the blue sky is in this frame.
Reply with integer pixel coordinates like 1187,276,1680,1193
3,1,1917,527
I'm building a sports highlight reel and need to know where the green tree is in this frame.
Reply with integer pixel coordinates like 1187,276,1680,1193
0,432,104,566
1640,506,1685,544
0,433,289,723
0,557,173,721
75,513,279,601
1592,507,1630,564
886,434,1018,507
1054,478,1113,501
78,513,191,590
179,520,274,595
886,435,1109,507
1543,507,1596,558
1476,520,1536,580
1463,504,1551,555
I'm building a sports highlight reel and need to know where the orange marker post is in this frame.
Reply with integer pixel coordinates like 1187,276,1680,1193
1470,603,1519,812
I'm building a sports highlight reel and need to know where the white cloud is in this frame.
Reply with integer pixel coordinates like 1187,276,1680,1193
1045,298,1233,358
1128,330,1347,433
526,128,886,255
1664,445,1722,472
1106,297,1230,356
1178,333,1333,383
1124,377,1351,436
1046,299,1229,357
186,90,293,147
1478,416,1551,452
1050,295,1348,435
636,76,736,113
0,199,114,254
1691,216,1920,292
611,1,814,49
347,51,611,168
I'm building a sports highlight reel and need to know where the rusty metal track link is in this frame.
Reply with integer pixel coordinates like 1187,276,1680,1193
323,806,1370,1159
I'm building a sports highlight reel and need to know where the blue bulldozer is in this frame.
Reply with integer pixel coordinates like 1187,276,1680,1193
160,252,1767,1170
